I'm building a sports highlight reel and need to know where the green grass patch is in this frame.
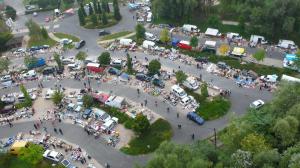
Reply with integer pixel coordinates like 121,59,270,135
27,36,57,47
0,153,64,168
53,32,80,42
83,14,118,29
120,119,173,155
100,31,132,41
196,96,231,120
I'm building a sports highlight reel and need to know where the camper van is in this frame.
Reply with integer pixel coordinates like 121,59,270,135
145,32,157,41
249,35,268,47
182,24,199,33
277,40,298,50
183,77,199,90
171,85,187,99
119,38,133,46
142,40,155,49
105,96,126,109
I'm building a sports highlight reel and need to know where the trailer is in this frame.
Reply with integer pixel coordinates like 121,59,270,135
182,24,200,33
205,28,221,37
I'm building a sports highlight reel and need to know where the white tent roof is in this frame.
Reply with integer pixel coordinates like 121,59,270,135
204,40,216,47
205,28,219,36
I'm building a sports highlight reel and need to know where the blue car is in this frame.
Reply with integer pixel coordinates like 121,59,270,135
82,109,92,119
187,112,205,125
108,67,121,76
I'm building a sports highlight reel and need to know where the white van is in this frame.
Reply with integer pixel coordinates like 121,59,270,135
146,12,152,22
101,117,118,131
277,40,298,50
145,32,156,41
182,24,199,33
171,85,187,99
22,70,37,79
119,39,133,46
249,35,268,47
183,77,199,90
110,59,126,67
142,40,155,49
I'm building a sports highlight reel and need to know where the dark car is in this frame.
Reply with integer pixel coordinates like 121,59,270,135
29,46,39,52
55,66,64,74
108,67,121,76
75,40,86,49
0,105,15,115
187,112,205,125
195,57,208,63
152,78,165,88
217,61,229,69
135,73,151,82
82,109,92,119
99,30,111,36
43,67,55,75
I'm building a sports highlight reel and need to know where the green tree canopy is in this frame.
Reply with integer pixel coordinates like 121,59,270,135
83,94,94,108
190,36,198,48
24,55,38,68
126,53,133,73
240,133,270,154
175,70,187,84
113,0,121,20
101,11,108,25
51,90,64,106
91,14,98,26
88,3,94,15
5,6,17,20
41,27,48,39
98,52,111,65
0,57,10,73
20,84,32,107
201,83,209,98
53,52,63,69
135,24,146,41
148,60,161,75
25,19,41,37
133,114,150,135
253,49,266,62
19,144,44,166
159,28,170,44
76,51,87,61
78,8,86,26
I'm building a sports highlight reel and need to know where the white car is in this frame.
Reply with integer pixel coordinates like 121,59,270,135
250,99,265,109
43,150,64,162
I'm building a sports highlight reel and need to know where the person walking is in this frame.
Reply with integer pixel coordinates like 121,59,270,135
155,101,158,107
177,113,179,118
59,128,63,135
137,88,140,95
9,122,13,128
54,128,58,133
34,124,37,130
144,99,147,106
192,133,195,140
167,107,170,113
43,127,48,133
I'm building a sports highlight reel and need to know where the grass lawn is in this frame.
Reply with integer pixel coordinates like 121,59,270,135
53,32,80,42
196,96,231,120
120,119,173,155
83,14,118,29
27,36,57,47
100,31,132,41
0,153,64,168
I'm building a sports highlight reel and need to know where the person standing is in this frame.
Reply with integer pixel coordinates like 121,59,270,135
54,128,58,133
59,128,63,135
34,124,37,130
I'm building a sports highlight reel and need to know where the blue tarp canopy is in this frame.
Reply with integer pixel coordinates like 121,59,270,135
128,3,139,9
172,38,180,47
285,54,297,61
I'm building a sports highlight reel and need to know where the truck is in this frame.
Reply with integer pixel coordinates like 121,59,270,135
145,32,157,41
249,35,268,47
119,38,133,46
105,96,126,109
142,40,155,49
182,24,199,33
26,58,46,69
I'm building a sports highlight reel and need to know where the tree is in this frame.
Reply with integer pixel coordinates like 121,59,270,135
253,49,266,62
135,24,146,41
240,133,270,154
97,1,102,14
190,36,198,48
41,27,48,39
113,0,121,20
0,58,10,73
159,28,170,44
53,52,63,70
101,11,108,25
126,53,133,73
280,143,300,168
133,113,150,134
80,3,87,17
175,70,187,84
88,3,94,15
98,52,111,65
201,83,209,98
105,0,110,13
5,6,17,20
76,51,87,61
25,19,41,37
282,17,295,36
207,15,221,28
78,8,86,26
253,149,280,168
83,94,94,108
273,116,299,147
102,0,110,13
51,90,64,106
20,84,32,107
24,55,38,68
0,29,13,51
294,51,300,70
231,149,253,168
93,0,98,14
148,60,161,75
91,14,98,26
19,144,44,165
218,44,230,55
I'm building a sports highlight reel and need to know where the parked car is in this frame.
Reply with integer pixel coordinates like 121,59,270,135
62,57,75,65
75,40,85,49
250,99,265,109
195,57,208,63
187,112,205,125
217,62,229,69
152,78,165,88
43,150,64,162
61,159,71,167
42,67,55,75
99,30,111,36
135,73,151,82
82,109,93,119
108,67,121,76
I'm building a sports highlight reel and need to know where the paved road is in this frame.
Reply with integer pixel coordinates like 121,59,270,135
0,121,149,168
